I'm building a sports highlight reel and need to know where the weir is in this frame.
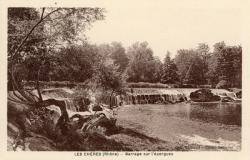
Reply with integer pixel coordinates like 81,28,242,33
39,88,79,113
36,88,240,111
123,88,239,105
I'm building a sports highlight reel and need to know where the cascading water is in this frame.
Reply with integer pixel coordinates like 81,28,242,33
211,89,237,100
124,88,187,105
38,88,121,117
64,99,77,112
124,88,239,105
32,87,240,108
38,88,79,114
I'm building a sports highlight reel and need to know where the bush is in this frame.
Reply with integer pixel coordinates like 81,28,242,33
216,80,229,89
23,81,87,89
127,82,170,88
179,84,197,88
199,85,212,88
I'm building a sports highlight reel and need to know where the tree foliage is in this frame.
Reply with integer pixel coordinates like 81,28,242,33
216,46,242,87
8,7,105,89
174,49,198,83
51,44,99,82
206,42,226,86
183,56,205,85
160,52,179,84
126,42,161,82
109,42,129,72
8,8,242,92
174,41,241,88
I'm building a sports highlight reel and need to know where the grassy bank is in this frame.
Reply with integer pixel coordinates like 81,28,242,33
7,120,189,151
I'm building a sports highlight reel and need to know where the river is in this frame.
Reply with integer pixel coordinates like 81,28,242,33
116,102,241,150
38,88,241,150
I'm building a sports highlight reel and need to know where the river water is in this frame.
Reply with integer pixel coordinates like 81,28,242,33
116,102,241,150
38,88,241,150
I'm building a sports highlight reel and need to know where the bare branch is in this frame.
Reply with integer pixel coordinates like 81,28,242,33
41,8,45,20
41,8,61,22
36,67,43,102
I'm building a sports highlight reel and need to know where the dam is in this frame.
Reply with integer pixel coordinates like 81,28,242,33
123,88,239,105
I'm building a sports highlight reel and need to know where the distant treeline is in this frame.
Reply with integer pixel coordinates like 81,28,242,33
15,41,241,89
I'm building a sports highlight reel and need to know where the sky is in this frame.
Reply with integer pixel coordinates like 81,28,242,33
85,0,242,60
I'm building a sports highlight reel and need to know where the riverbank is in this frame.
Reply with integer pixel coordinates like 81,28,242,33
7,88,241,151
7,105,240,151
8,120,222,151
7,119,188,151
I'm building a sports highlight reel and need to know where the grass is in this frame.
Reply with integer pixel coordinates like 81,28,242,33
23,81,88,89
127,82,171,88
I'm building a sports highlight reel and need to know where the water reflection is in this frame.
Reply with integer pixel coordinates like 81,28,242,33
124,102,241,126
188,103,241,126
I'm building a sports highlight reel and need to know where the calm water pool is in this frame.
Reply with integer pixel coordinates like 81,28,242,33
119,102,241,126
116,102,241,150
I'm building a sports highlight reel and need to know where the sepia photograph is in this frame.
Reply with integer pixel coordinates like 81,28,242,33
5,1,244,154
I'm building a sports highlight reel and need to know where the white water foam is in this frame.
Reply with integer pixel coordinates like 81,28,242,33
180,134,240,151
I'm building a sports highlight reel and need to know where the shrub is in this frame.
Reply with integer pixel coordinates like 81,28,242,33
216,80,229,89
127,82,170,88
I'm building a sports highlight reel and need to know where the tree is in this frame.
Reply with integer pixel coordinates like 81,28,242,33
174,49,197,84
8,7,105,94
126,42,158,82
110,42,129,72
216,45,242,88
197,43,210,83
89,51,127,108
197,43,210,60
53,44,99,82
152,57,163,83
213,41,226,53
183,56,205,85
161,52,179,84
8,7,105,87
8,8,47,86
8,7,106,150
206,42,226,86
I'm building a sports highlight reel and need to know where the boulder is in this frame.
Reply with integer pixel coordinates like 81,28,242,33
236,91,242,98
190,89,221,102
221,97,235,102
227,88,242,99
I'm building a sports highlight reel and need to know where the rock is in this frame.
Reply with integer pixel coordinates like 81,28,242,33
24,134,57,151
236,91,242,98
190,89,221,102
227,88,241,99
221,97,235,102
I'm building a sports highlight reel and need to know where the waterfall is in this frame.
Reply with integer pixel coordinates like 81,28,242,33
64,99,77,112
124,88,239,105
211,89,237,100
36,88,79,112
